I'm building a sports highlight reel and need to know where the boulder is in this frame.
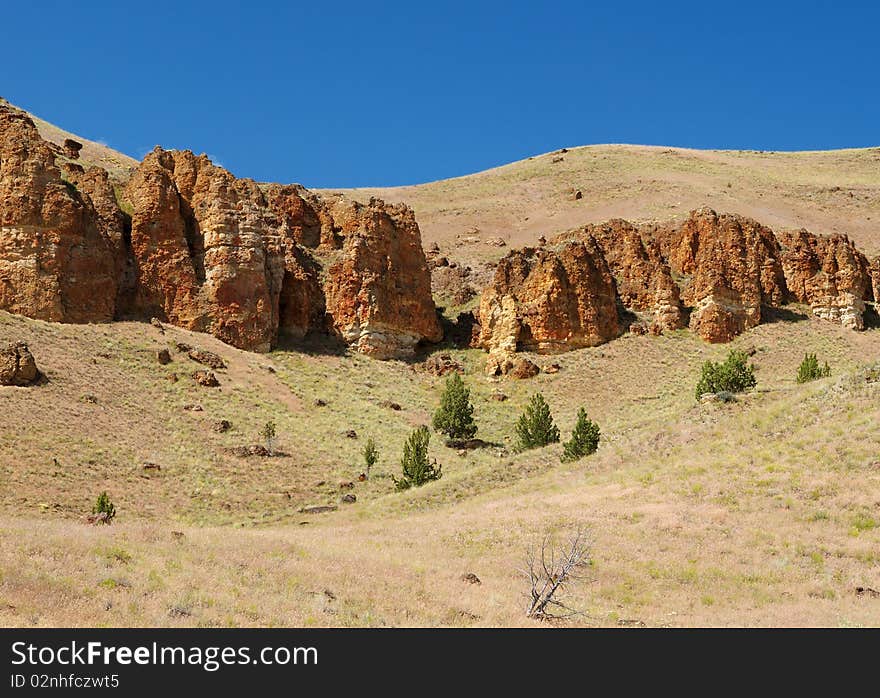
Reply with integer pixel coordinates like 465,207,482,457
0,342,40,386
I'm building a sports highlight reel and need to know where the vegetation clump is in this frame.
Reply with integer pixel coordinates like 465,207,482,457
561,408,600,462
362,437,379,479
432,373,477,440
515,393,560,451
796,353,831,384
394,426,442,491
695,350,756,399
260,421,277,454
92,492,116,524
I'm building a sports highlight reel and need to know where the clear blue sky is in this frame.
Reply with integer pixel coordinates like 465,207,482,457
3,1,877,187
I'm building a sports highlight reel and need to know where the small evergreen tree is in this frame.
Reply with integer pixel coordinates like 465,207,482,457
515,393,560,451
432,373,477,440
561,408,600,462
394,426,442,491
796,353,831,384
362,437,379,479
92,491,116,524
260,421,277,454
695,350,757,399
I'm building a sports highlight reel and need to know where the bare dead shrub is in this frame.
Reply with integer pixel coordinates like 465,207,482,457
522,526,591,619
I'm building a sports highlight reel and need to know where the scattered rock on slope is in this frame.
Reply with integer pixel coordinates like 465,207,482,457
0,342,40,386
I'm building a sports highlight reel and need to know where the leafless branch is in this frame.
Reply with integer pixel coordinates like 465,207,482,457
523,526,591,620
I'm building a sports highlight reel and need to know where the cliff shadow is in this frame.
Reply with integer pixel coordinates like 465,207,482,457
273,330,349,357
762,304,810,324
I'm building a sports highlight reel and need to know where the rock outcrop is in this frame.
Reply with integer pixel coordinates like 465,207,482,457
124,148,279,351
779,230,874,330
0,103,118,322
658,209,788,342
0,102,440,358
872,257,880,311
478,207,877,371
557,219,685,332
478,238,619,373
323,198,442,357
0,342,40,386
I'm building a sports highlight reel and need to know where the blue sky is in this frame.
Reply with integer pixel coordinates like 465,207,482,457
3,1,877,187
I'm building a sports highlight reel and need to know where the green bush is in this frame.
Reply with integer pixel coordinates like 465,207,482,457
796,353,830,384
362,437,379,478
92,491,116,524
561,408,600,462
515,393,560,451
260,421,277,453
695,350,756,399
432,373,477,440
394,426,442,491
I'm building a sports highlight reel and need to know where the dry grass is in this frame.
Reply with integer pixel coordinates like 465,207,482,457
326,144,880,268
2,104,879,627
2,310,879,627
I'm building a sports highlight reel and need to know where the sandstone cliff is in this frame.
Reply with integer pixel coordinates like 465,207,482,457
0,105,440,357
778,229,874,330
478,207,877,371
324,198,442,357
478,238,620,373
556,219,685,333
0,103,118,322
658,208,789,342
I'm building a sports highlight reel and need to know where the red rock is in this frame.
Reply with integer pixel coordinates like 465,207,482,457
779,230,873,330
558,219,684,332
478,238,619,373
0,104,118,323
324,198,441,358
658,208,787,342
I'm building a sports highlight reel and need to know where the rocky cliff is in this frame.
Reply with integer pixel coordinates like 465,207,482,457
478,237,620,373
0,104,440,357
778,229,873,330
658,208,789,342
557,219,685,333
0,103,118,323
478,207,877,370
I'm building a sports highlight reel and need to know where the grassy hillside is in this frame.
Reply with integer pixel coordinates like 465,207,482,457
2,102,879,627
2,310,878,627
328,145,880,263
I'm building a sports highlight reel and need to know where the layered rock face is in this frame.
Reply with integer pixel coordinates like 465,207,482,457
0,105,440,357
659,209,788,342
872,257,880,311
124,148,279,351
324,199,442,358
479,207,877,371
0,104,118,322
558,219,685,332
778,230,874,330
122,151,440,355
478,238,619,373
